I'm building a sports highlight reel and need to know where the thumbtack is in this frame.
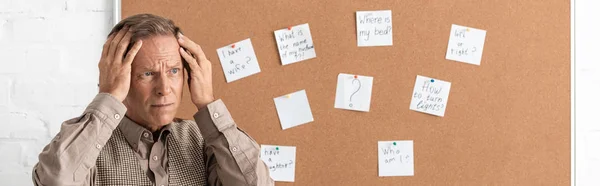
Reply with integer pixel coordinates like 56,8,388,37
286,94,291,98
288,26,292,30
466,28,470,32
276,147,279,150
231,44,235,48
430,79,435,83
393,142,397,146
354,75,358,79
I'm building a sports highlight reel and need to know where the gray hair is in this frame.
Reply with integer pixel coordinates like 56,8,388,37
109,13,182,54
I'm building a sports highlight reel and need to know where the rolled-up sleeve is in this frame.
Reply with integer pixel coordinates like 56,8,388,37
32,93,127,186
194,99,274,186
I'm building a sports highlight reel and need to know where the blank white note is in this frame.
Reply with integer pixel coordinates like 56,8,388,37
274,90,314,130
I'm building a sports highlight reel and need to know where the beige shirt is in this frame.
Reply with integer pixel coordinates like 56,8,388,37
32,93,274,186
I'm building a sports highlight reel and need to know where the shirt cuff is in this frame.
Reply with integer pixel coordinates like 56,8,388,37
84,93,127,129
194,99,236,139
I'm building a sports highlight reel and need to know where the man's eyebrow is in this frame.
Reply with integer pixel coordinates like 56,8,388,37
134,62,182,72
167,62,183,68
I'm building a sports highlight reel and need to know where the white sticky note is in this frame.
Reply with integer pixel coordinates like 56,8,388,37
378,140,414,177
260,145,297,182
216,38,261,83
334,73,374,112
356,10,393,47
274,23,317,65
445,24,487,65
274,90,314,130
409,75,451,117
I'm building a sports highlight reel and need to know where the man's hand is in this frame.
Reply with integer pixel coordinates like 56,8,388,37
178,33,215,110
98,26,143,102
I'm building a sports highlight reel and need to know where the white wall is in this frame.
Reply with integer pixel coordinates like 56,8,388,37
575,0,600,186
0,0,113,185
0,0,597,185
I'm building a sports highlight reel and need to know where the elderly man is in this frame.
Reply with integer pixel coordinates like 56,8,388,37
32,14,273,186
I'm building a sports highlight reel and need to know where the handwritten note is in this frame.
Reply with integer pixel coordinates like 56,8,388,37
274,23,316,65
216,38,261,83
260,145,296,182
445,24,487,65
409,75,451,117
334,73,373,112
274,90,314,130
378,140,414,177
356,10,393,47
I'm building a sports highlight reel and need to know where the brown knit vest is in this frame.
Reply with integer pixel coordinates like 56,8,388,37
95,120,207,185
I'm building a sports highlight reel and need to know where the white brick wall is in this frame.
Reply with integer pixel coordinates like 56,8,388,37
0,0,113,185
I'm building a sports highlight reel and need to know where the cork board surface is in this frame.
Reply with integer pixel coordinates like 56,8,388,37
123,0,570,185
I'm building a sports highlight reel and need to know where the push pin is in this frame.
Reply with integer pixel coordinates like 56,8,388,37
354,75,358,79
393,142,397,146
287,26,292,30
231,44,235,48
286,94,291,98
276,147,279,150
430,79,435,83
466,28,470,32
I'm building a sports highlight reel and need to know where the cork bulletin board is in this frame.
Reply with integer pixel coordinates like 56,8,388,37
123,0,570,185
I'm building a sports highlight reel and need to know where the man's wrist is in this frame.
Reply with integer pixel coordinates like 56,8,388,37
195,98,215,110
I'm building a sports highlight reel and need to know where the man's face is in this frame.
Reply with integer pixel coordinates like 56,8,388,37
124,34,183,129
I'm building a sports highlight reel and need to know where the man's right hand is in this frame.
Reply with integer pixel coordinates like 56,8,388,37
98,26,143,101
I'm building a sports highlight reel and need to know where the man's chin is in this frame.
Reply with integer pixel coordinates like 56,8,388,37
149,111,177,125
156,115,176,125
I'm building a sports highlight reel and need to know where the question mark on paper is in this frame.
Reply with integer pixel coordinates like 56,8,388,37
349,77,361,107
245,56,251,64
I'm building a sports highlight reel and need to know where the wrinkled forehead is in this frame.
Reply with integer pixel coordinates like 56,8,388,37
132,34,182,69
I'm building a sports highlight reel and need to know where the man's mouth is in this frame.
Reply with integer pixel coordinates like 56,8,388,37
151,103,174,107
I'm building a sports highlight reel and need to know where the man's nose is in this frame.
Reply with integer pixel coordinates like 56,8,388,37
155,74,172,96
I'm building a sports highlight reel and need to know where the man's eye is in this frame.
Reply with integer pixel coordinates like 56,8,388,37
171,68,179,74
143,72,153,76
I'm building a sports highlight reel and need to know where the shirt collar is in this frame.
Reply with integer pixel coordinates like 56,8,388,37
118,116,173,150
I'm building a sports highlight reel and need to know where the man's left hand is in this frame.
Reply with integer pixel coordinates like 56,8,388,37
178,33,215,110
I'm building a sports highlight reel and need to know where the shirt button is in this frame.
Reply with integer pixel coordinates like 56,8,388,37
96,144,102,149
114,114,121,120
153,156,158,161
213,112,220,119
231,146,238,152
143,132,149,138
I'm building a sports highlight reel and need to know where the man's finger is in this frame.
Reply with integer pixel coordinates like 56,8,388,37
123,40,143,67
107,26,129,62
178,34,209,63
102,33,117,58
114,30,134,64
179,47,198,71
